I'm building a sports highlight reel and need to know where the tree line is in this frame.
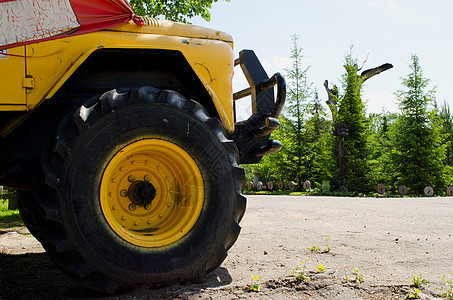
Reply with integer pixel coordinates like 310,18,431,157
247,35,453,196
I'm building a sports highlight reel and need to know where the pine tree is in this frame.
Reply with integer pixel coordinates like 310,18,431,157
305,91,334,186
368,110,398,190
391,54,446,195
283,34,313,188
439,101,453,167
336,50,371,193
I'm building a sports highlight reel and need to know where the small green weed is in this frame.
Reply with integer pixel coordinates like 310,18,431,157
342,273,349,283
310,237,334,255
353,267,364,284
293,260,309,282
438,273,453,299
410,274,429,288
408,287,420,299
249,273,260,292
310,246,321,252
316,264,325,273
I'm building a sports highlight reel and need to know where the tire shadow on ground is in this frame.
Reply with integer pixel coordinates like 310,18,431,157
0,252,234,299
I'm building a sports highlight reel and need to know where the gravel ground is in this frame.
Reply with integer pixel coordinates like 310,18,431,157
1,195,452,299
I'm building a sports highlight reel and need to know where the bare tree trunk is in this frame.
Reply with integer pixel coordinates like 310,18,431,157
7,189,18,210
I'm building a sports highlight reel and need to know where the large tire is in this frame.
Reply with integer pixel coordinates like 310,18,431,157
17,190,42,240
30,87,246,292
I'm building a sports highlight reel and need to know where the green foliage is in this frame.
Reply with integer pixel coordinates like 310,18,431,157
316,264,325,273
335,47,372,193
439,101,453,185
410,273,429,288
293,260,309,282
248,273,260,292
305,92,335,185
439,273,453,299
352,267,364,284
247,44,451,195
390,54,447,195
368,110,399,191
129,0,229,23
283,34,313,187
0,198,22,227
310,237,333,254
256,35,334,189
409,288,420,299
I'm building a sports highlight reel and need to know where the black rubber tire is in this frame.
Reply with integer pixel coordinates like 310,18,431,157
17,190,42,240
29,87,246,292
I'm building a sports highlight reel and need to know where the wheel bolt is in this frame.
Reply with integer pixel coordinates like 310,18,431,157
145,203,152,210
129,204,136,211
128,175,135,182
144,175,152,182
120,189,128,197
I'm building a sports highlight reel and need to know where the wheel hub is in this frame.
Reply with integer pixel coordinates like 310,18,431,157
130,180,156,206
99,139,204,248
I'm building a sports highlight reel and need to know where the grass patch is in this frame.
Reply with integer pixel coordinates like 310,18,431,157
0,198,24,229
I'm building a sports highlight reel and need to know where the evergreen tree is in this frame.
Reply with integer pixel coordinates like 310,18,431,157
255,116,298,183
439,101,453,167
335,50,371,193
390,54,446,195
305,91,334,185
282,34,313,188
368,110,398,190
437,101,453,185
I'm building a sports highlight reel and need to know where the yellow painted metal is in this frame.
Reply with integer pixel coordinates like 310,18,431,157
0,47,26,106
109,18,233,46
0,19,235,131
100,139,204,248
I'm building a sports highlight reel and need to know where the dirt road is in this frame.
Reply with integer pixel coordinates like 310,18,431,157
1,195,452,299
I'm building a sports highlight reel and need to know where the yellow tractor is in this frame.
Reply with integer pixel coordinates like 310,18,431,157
0,9,285,293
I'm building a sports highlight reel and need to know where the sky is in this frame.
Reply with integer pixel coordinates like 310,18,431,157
191,0,453,118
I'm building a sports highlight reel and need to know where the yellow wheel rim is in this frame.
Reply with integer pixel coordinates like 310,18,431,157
100,139,204,248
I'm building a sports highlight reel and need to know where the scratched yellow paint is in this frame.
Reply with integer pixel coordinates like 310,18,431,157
0,19,235,132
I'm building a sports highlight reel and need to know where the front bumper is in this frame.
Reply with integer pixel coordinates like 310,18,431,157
231,50,286,164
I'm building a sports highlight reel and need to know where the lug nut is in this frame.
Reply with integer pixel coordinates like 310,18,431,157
145,203,152,210
128,175,135,182
120,189,128,197
144,175,152,182
128,204,137,211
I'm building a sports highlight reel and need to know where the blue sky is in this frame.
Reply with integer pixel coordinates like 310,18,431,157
192,0,453,116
